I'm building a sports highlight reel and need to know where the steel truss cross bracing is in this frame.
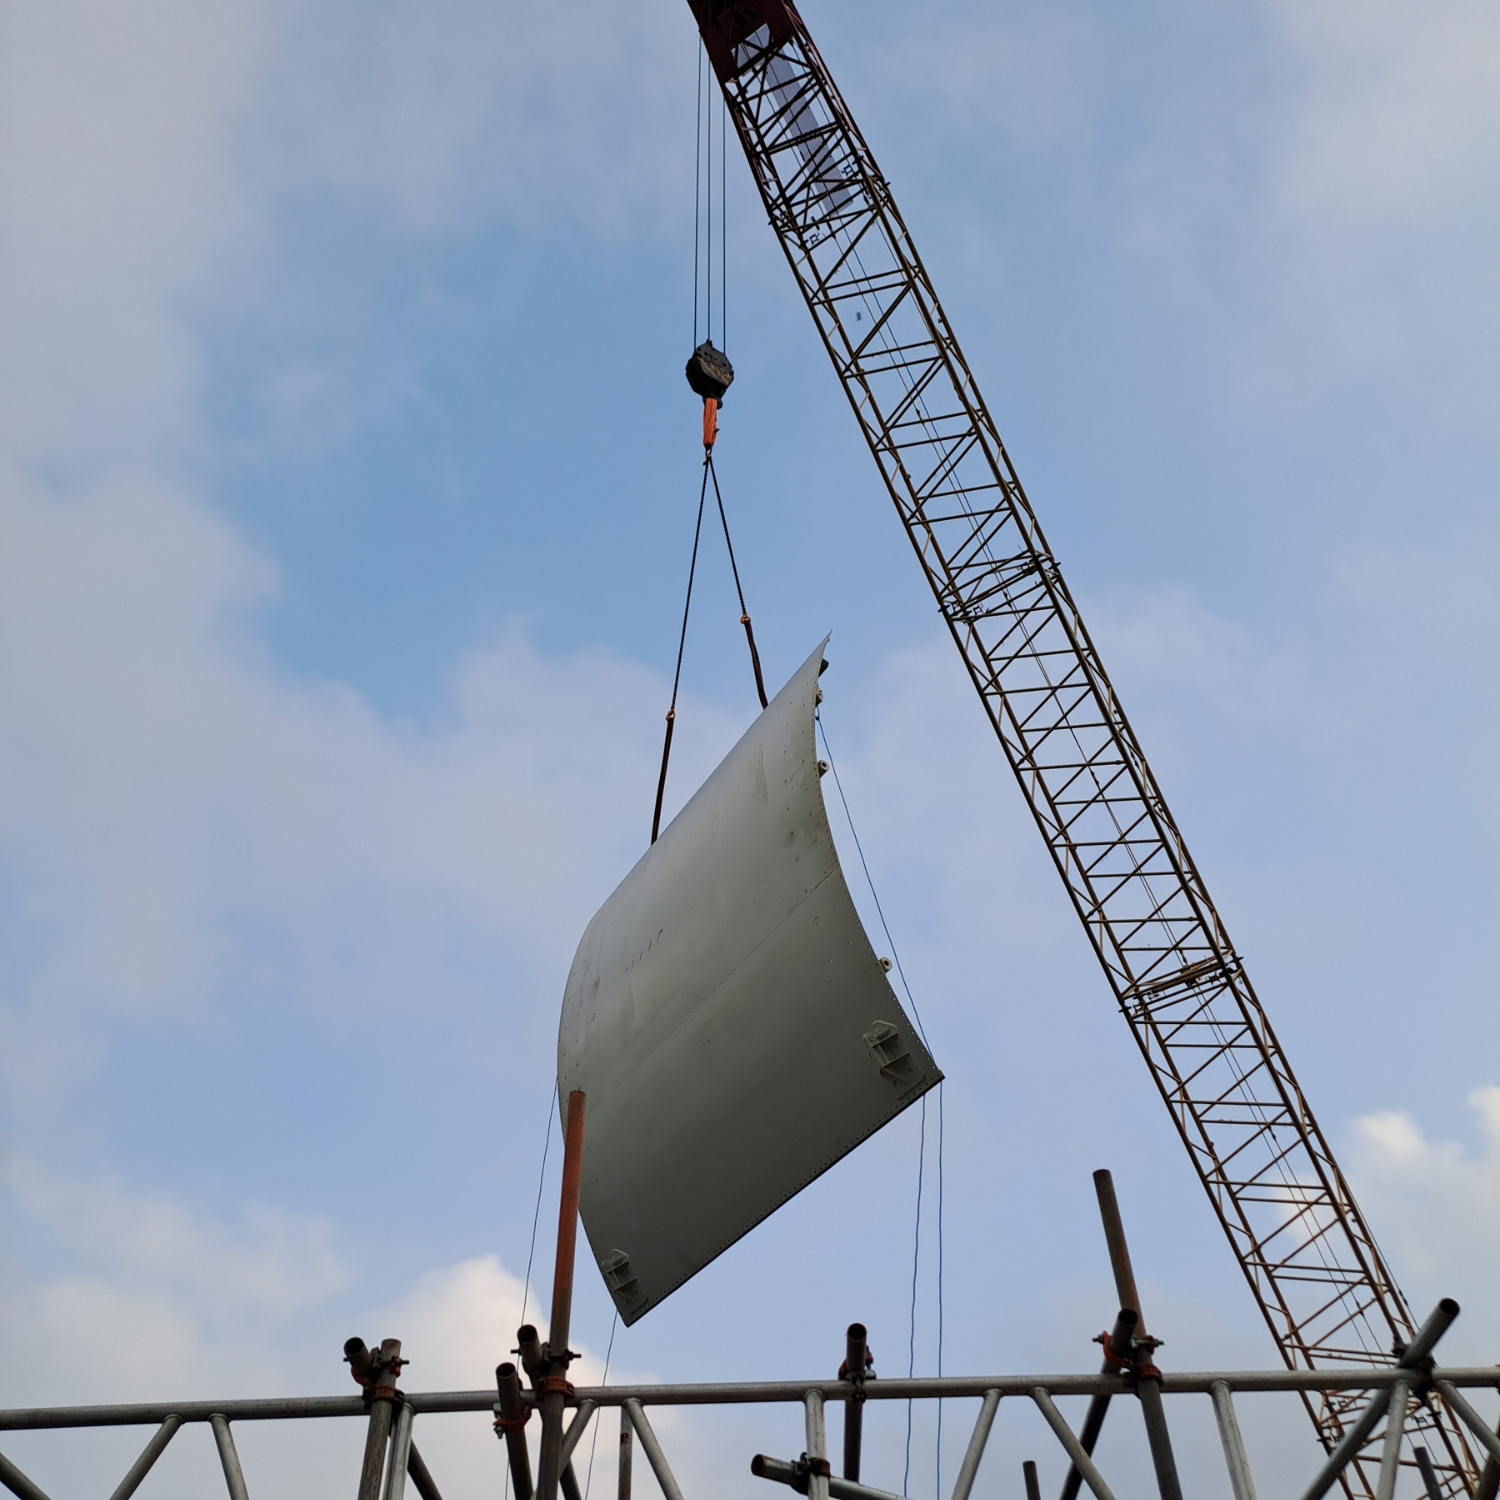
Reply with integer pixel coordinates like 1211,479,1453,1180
682,2,1477,1493
4,1359,1500,1500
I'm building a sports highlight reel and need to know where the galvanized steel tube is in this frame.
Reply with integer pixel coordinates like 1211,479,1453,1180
1435,1383,1500,1468
108,1414,182,1500
1374,1378,1411,1500
1031,1389,1117,1500
386,1404,413,1500
624,1401,687,1500
406,1442,444,1500
1296,1394,1388,1500
949,1390,1001,1500
1402,1302,1460,1367
842,1324,867,1483
496,1364,535,1500
0,1448,53,1500
5,1367,1500,1433
210,1414,251,1500
358,1399,394,1500
804,1391,829,1500
1209,1380,1257,1500
559,1401,597,1470
750,1453,905,1500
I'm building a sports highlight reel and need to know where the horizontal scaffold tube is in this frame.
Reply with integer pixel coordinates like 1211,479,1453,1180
5,1369,1500,1430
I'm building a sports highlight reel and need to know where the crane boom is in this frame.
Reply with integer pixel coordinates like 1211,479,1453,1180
682,3,1477,1493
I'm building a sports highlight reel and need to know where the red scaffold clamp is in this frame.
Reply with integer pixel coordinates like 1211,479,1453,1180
1096,1328,1163,1382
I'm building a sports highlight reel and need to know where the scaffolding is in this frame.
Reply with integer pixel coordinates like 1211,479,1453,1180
3,1125,1495,1500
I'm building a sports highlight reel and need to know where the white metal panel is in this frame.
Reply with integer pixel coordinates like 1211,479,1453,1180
558,639,941,1324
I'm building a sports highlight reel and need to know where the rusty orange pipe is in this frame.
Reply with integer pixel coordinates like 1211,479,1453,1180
549,1090,586,1358
537,1090,587,1500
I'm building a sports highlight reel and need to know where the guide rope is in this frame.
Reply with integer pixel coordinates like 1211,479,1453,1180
582,1311,620,1500
504,1082,560,1500
816,712,945,1500
520,1080,559,1327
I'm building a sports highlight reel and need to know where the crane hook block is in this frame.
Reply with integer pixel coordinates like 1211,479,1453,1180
686,340,734,403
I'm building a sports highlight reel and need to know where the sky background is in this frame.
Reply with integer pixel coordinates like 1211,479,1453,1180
1,0,1498,1495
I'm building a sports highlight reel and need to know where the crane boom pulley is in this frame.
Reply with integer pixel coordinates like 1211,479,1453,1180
679,2,1478,1494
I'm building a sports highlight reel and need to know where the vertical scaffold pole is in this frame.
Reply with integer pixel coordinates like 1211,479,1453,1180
1092,1173,1182,1500
804,1391,830,1500
619,1405,634,1500
841,1323,868,1482
497,1363,535,1500
538,1092,587,1500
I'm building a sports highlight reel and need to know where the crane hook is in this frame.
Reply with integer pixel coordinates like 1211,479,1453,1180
686,339,733,450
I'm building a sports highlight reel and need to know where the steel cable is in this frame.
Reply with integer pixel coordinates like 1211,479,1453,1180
817,710,944,1499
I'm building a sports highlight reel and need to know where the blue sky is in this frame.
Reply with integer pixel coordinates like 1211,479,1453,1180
1,0,1498,1495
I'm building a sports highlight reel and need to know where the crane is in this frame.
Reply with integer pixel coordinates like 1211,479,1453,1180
678,2,1479,1494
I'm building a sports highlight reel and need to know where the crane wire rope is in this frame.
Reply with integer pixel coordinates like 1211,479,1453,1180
503,1080,560,1500
816,710,945,1500
656,66,765,835
691,78,949,1492
706,63,712,345
693,51,727,353
721,91,727,350
693,44,702,346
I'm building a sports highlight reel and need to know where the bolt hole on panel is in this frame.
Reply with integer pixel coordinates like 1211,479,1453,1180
558,640,941,1324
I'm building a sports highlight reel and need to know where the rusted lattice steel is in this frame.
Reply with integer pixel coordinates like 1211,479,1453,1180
682,3,1478,1492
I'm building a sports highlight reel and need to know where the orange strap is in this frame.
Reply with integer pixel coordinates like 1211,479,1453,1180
702,397,718,450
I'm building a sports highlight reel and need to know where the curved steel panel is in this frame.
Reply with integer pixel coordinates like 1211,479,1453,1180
558,639,940,1324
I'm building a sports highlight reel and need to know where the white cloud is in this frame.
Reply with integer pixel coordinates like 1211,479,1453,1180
1348,1087,1500,1362
365,1255,628,1393
0,1162,651,1500
2,1160,349,1413
353,1256,659,1498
